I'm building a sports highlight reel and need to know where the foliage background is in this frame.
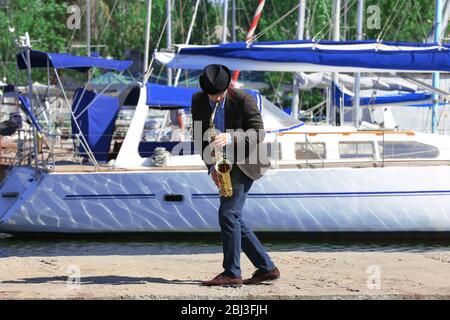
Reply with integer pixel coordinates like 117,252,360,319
0,0,439,109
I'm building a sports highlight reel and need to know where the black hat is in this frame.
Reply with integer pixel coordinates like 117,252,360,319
199,64,231,95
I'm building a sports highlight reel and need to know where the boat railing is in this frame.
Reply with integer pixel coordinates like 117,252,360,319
15,129,37,166
304,133,325,168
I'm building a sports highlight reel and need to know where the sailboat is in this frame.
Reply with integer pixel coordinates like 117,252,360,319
2,37,450,235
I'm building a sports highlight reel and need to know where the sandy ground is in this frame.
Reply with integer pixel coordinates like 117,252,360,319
0,251,449,299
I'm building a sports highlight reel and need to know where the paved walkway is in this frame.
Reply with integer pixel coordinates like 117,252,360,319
1,251,449,299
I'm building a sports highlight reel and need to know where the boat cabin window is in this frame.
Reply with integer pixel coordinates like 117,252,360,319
295,142,326,160
339,141,375,159
378,141,439,159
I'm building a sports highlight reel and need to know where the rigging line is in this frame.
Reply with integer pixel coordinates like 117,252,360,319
174,0,201,87
270,72,286,106
313,0,356,41
241,0,252,27
437,101,446,127
268,0,281,30
378,1,407,42
53,68,99,168
97,0,119,46
366,73,383,109
266,72,279,102
202,0,211,44
376,0,403,41
393,3,409,41
313,0,333,38
307,0,319,37
65,6,86,52
75,70,128,120
252,3,301,42
412,0,429,41
321,0,332,25
144,0,176,84
377,0,406,42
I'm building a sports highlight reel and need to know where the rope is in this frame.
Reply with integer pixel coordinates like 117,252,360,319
151,147,170,167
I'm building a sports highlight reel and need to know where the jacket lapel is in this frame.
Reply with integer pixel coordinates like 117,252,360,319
201,93,213,122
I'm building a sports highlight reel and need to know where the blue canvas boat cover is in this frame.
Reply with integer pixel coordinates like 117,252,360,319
155,40,450,73
18,95,43,133
17,50,132,72
146,84,199,109
333,85,434,108
146,83,263,110
71,88,120,162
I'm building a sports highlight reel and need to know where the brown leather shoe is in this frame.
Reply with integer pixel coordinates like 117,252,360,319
243,267,280,285
201,272,243,287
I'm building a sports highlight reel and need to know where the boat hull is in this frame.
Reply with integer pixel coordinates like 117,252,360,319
1,165,450,233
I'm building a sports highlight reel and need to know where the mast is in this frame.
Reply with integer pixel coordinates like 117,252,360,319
222,0,229,43
331,0,341,126
166,0,172,86
86,0,91,56
432,0,443,133
143,0,152,78
291,0,306,120
353,0,364,127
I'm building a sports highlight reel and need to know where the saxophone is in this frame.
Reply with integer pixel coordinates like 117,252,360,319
209,101,233,198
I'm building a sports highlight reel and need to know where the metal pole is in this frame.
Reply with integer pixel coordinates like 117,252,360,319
354,0,364,128
166,0,172,86
86,0,91,56
232,0,236,43
24,33,39,171
432,0,443,133
222,0,229,43
143,0,152,78
330,0,341,126
291,0,306,120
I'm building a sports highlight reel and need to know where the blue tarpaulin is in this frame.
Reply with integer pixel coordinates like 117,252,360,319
146,84,199,109
333,84,434,108
155,40,450,73
146,83,263,110
71,88,119,162
17,50,132,72
18,95,43,133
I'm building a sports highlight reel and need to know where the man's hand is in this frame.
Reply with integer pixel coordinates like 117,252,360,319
210,166,221,189
211,133,231,148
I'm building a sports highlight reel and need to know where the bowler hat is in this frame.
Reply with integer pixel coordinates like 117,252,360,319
199,64,231,95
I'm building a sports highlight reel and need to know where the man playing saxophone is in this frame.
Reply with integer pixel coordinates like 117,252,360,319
191,64,280,287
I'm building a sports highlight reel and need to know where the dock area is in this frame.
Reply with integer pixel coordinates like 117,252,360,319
0,250,449,300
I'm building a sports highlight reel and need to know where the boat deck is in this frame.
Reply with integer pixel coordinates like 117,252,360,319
48,160,450,173
51,164,206,173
